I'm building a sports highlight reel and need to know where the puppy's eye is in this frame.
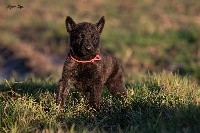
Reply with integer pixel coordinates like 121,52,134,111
72,38,80,44
92,35,99,44
79,34,85,39
91,34,95,39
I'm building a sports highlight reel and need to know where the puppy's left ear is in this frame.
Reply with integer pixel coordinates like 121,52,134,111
96,16,105,33
65,16,76,33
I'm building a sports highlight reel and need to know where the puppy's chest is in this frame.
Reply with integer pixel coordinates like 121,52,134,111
74,63,100,80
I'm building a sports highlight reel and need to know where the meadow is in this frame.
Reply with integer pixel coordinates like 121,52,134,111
1,0,200,132
0,72,200,132
0,0,200,81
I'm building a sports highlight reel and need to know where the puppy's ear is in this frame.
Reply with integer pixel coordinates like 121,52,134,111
96,16,105,33
65,16,76,33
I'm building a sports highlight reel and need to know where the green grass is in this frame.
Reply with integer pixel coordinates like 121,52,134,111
1,0,200,82
1,72,200,133
1,1,200,132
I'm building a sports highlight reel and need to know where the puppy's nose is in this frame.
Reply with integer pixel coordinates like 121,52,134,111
85,45,92,50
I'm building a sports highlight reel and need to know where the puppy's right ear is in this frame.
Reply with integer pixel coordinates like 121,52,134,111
65,16,76,33
96,16,105,33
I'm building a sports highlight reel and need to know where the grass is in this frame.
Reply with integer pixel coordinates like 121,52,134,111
1,0,200,82
1,0,200,132
1,1,200,132
0,72,200,133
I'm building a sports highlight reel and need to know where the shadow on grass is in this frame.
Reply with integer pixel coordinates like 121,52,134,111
0,80,200,132
0,79,56,96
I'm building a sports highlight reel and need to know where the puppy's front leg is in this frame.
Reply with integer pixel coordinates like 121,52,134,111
90,86,103,110
56,79,70,107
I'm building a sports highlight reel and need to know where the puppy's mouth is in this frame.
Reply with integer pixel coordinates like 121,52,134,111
78,42,96,55
81,47,94,56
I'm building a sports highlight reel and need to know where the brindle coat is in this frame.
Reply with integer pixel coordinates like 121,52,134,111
56,16,126,110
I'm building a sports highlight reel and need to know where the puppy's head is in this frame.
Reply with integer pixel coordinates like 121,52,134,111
65,16,105,57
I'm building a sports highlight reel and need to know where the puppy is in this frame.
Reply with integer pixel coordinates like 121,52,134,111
56,16,126,110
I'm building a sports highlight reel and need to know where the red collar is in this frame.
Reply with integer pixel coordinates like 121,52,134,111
68,54,101,63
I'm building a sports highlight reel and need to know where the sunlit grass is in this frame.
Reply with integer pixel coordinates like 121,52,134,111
0,72,200,132
1,0,200,82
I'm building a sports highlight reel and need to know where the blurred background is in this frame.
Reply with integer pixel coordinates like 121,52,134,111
0,0,200,82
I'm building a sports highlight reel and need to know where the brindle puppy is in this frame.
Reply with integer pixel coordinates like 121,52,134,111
56,16,126,110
